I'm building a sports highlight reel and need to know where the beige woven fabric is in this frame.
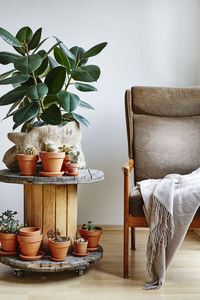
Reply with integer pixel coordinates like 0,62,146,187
132,86,200,116
134,114,200,181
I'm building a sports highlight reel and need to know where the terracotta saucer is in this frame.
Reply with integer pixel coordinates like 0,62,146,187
39,171,64,177
19,251,44,261
87,246,99,252
72,251,89,257
0,248,17,256
65,173,79,177
50,256,66,262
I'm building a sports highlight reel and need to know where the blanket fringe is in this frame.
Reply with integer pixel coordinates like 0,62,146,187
146,195,175,280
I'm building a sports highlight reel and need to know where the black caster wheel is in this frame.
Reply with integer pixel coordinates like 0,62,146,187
75,268,85,276
14,269,23,278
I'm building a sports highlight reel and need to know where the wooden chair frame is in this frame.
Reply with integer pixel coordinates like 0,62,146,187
122,158,200,278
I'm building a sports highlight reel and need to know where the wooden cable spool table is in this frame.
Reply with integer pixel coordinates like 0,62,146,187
0,168,104,277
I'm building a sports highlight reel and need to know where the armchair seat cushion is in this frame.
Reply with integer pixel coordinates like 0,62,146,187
129,185,200,218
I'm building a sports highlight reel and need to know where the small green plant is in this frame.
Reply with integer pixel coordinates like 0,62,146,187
0,210,23,233
24,145,37,155
45,142,58,152
58,145,72,154
47,230,70,242
82,221,98,231
70,151,80,163
76,237,87,243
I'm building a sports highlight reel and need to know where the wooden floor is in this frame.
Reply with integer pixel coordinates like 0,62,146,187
0,229,200,300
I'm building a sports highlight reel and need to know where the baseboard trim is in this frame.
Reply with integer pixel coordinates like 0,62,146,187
78,225,123,231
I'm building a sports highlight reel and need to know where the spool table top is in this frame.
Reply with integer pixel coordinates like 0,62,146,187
0,169,104,185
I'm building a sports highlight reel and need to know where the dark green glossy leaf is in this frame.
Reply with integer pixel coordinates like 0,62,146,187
14,54,42,74
62,112,73,120
57,91,80,112
79,100,94,110
44,66,66,94
5,100,21,118
23,97,31,106
13,122,22,131
27,83,48,99
28,28,42,50
32,37,49,54
16,26,33,44
74,82,97,92
21,117,35,132
0,52,20,65
41,104,61,125
72,112,90,127
0,74,30,85
0,27,23,47
54,47,70,73
43,41,62,60
48,56,58,69
55,37,75,60
32,120,45,127
72,65,100,82
0,69,15,79
13,102,39,124
82,42,107,58
21,76,42,87
36,50,48,75
0,86,27,105
69,46,88,68
43,95,57,108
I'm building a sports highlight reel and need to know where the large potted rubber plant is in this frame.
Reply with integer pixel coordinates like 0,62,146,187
0,26,107,169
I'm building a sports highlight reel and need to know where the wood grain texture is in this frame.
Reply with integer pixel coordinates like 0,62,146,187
43,185,56,250
0,169,104,185
31,185,43,229
24,185,31,226
55,185,67,237
66,185,77,241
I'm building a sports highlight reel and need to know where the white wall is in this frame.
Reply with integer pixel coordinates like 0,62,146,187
0,0,200,225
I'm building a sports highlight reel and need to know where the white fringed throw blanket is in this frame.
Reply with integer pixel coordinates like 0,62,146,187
137,168,200,290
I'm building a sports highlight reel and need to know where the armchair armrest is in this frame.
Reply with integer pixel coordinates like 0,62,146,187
122,158,134,176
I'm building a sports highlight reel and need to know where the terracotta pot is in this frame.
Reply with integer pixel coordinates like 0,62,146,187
61,155,71,172
48,238,70,261
40,152,65,172
74,240,88,255
0,231,17,252
19,227,41,237
79,227,102,248
67,163,79,176
17,154,38,176
17,234,42,256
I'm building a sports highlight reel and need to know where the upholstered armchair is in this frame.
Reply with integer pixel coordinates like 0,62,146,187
123,86,200,278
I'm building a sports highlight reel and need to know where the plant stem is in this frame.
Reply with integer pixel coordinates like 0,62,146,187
39,98,45,112
32,71,37,85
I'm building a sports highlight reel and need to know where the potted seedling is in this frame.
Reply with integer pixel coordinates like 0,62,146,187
79,221,102,251
58,145,72,173
39,142,65,176
73,237,88,257
0,210,23,255
17,145,38,176
47,230,71,261
67,151,80,176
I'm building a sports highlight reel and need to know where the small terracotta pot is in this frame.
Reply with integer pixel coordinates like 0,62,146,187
19,227,41,237
40,152,65,172
74,240,88,255
62,155,71,172
67,163,79,176
17,154,38,176
48,238,70,261
0,231,17,252
17,234,42,256
79,227,102,248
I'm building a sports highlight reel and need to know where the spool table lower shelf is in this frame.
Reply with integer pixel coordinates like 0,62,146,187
0,246,103,277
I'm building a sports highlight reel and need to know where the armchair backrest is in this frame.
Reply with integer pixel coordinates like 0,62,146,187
125,86,200,182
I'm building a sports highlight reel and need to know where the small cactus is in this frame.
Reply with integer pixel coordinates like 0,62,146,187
82,221,98,231
58,145,72,154
70,151,80,163
45,143,58,152
24,145,37,155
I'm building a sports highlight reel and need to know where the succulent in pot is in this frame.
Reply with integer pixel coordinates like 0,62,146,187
17,145,38,176
47,230,71,261
39,142,65,175
73,237,88,257
0,26,107,132
67,151,80,176
0,210,23,254
58,145,72,173
79,221,102,251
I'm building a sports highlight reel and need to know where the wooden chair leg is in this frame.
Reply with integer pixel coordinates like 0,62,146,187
124,224,129,278
131,227,136,250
